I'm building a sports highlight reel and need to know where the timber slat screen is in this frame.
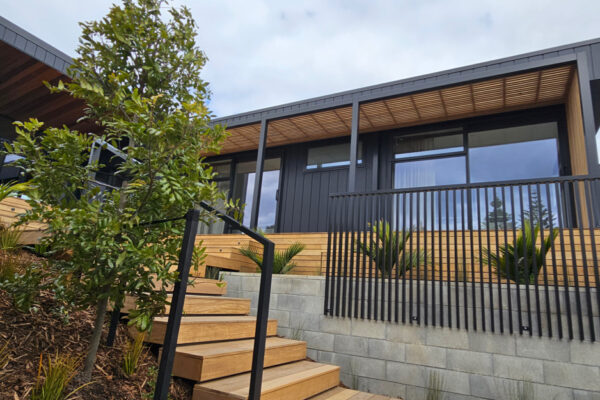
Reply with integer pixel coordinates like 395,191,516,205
324,175,600,341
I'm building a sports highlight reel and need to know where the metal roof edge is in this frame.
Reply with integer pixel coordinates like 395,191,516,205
214,36,600,127
0,16,73,74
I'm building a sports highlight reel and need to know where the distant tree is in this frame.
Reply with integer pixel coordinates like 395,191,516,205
7,0,227,382
522,191,553,229
482,196,512,230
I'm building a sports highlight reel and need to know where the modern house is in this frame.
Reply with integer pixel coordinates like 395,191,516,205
3,14,600,399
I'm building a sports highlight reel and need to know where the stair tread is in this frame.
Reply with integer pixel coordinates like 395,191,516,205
154,315,264,324
194,361,339,399
124,294,250,316
139,315,278,345
158,278,227,295
175,337,305,359
310,387,401,400
167,337,307,382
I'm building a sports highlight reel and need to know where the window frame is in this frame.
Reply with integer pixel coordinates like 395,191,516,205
390,106,570,189
304,139,365,172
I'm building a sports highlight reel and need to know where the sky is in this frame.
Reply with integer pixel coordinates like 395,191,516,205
2,0,600,118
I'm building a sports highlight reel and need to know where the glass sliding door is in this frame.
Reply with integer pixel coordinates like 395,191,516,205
199,161,231,234
232,157,281,232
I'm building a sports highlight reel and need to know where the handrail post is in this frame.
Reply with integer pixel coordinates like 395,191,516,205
154,208,200,400
248,240,275,399
106,307,121,346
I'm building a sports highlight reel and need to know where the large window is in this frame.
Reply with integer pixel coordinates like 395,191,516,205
393,130,466,189
393,120,561,189
468,123,559,183
306,142,362,170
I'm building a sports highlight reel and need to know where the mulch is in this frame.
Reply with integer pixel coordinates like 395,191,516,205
0,275,193,399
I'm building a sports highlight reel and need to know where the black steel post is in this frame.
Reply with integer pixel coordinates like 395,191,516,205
106,308,121,346
348,100,360,192
250,119,268,230
154,209,200,400
248,240,275,400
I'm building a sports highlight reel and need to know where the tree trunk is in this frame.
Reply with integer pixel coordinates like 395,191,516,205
81,295,109,382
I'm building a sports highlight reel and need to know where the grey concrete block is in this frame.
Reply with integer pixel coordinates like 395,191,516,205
357,377,406,398
516,336,570,362
447,349,493,375
387,361,425,387
573,389,600,400
493,354,544,383
469,375,497,399
270,277,291,294
386,324,427,344
350,356,386,380
306,348,318,361
289,312,320,331
469,331,516,356
277,326,290,337
544,361,600,391
268,309,290,328
334,335,369,357
531,383,574,400
368,338,405,362
241,276,260,292
571,341,600,366
276,294,305,311
340,372,358,390
302,331,335,352
351,319,386,339
406,344,447,368
288,278,323,296
436,368,471,396
427,327,469,349
405,385,428,400
319,315,351,335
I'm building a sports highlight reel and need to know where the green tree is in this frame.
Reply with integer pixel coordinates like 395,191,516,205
483,196,512,230
7,0,227,381
522,191,552,229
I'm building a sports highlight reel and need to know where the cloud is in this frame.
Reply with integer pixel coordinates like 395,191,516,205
2,0,599,117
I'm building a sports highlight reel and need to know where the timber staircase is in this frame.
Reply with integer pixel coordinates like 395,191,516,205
127,274,400,399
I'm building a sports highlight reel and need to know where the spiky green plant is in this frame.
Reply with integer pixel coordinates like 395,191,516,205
239,242,305,274
31,353,91,400
0,227,22,251
356,220,426,278
121,332,146,377
483,220,558,284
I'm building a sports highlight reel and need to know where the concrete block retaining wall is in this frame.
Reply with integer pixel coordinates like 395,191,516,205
222,272,600,400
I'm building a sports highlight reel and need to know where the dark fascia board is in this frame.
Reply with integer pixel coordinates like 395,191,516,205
214,37,600,128
0,16,73,75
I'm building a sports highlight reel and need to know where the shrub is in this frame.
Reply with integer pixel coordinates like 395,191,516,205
122,332,146,377
0,262,46,312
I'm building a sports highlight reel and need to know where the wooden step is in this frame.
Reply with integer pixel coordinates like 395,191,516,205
193,360,340,400
134,316,278,345
122,295,250,315
164,337,307,382
310,387,401,400
153,277,227,295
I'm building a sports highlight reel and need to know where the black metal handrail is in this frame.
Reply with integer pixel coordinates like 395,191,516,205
325,175,600,342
